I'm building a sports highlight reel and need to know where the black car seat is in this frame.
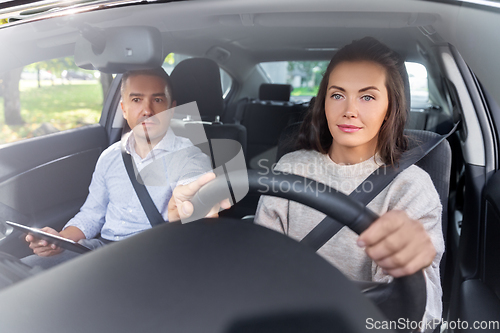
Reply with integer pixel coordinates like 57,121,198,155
170,57,224,122
236,83,304,170
169,58,247,156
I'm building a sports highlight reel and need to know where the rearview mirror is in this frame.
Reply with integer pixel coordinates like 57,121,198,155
74,25,164,73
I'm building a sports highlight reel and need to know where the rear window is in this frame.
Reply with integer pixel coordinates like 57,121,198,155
260,61,328,103
260,61,430,107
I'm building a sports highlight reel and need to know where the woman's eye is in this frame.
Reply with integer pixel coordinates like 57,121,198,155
155,98,163,103
362,95,374,101
331,93,343,100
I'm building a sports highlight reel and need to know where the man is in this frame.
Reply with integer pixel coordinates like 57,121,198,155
23,67,213,269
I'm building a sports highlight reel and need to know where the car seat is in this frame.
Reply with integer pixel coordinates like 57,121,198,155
169,57,247,156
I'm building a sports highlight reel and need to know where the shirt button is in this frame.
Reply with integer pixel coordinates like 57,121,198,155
128,209,133,213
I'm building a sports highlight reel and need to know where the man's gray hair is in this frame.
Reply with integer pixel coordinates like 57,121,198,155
120,67,175,102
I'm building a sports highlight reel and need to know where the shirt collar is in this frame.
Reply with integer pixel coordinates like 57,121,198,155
124,127,177,158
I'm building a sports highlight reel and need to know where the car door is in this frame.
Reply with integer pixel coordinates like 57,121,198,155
452,83,500,332
0,61,120,259
442,47,500,332
454,170,500,332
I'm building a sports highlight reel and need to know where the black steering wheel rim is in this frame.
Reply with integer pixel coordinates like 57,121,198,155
188,169,427,328
0,170,426,333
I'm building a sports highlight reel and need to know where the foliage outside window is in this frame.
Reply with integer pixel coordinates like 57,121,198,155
0,53,233,145
260,61,328,103
0,57,110,145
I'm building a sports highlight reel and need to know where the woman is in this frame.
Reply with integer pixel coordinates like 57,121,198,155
255,37,444,326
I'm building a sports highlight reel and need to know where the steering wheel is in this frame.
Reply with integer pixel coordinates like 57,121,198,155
188,169,427,328
0,170,425,333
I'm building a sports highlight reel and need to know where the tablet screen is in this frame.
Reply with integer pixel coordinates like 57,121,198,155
6,221,91,254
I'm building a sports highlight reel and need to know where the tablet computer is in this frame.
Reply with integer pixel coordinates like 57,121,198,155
6,221,91,254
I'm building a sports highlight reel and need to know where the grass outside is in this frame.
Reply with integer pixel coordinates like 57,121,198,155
291,86,319,97
0,81,102,144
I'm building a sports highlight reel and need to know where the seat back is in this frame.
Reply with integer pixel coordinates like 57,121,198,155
276,122,302,162
406,129,452,276
169,58,247,155
239,83,303,170
170,57,224,122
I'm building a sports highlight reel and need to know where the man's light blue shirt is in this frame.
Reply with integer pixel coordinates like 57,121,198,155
64,129,212,241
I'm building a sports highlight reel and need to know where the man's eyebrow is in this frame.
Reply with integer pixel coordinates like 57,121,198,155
128,92,167,97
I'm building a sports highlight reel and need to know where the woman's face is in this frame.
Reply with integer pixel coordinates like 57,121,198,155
325,60,389,164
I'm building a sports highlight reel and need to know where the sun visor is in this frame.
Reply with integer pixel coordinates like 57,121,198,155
74,26,164,73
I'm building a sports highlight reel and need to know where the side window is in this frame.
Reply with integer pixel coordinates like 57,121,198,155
0,56,107,145
405,62,430,108
163,53,233,98
220,69,232,98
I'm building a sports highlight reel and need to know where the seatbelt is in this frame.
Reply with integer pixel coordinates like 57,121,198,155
121,143,165,227
300,122,459,251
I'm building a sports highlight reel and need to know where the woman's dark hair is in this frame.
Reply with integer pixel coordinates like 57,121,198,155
296,37,408,166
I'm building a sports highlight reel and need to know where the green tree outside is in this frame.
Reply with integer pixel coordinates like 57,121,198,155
287,61,328,96
0,57,102,144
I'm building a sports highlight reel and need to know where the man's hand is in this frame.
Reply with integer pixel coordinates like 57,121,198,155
25,227,64,257
168,172,232,222
25,226,85,257
357,210,436,278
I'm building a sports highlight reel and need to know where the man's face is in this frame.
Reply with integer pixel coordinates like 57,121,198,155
121,74,175,145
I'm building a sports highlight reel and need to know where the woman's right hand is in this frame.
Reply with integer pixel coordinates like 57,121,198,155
357,210,436,278
25,227,64,257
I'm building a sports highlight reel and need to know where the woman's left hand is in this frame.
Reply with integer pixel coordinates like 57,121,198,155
357,210,436,278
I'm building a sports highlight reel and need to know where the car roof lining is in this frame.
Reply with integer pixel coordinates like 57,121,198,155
2,0,500,123
0,0,451,69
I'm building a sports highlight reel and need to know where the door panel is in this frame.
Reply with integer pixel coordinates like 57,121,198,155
454,170,500,332
483,171,500,299
0,125,108,257
459,280,500,332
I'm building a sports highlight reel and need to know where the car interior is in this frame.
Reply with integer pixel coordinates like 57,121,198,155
0,0,499,332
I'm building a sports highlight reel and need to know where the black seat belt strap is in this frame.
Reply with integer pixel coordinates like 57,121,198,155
121,143,165,227
300,122,459,251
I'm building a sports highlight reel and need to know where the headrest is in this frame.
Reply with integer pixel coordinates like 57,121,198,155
259,83,292,102
170,58,224,119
